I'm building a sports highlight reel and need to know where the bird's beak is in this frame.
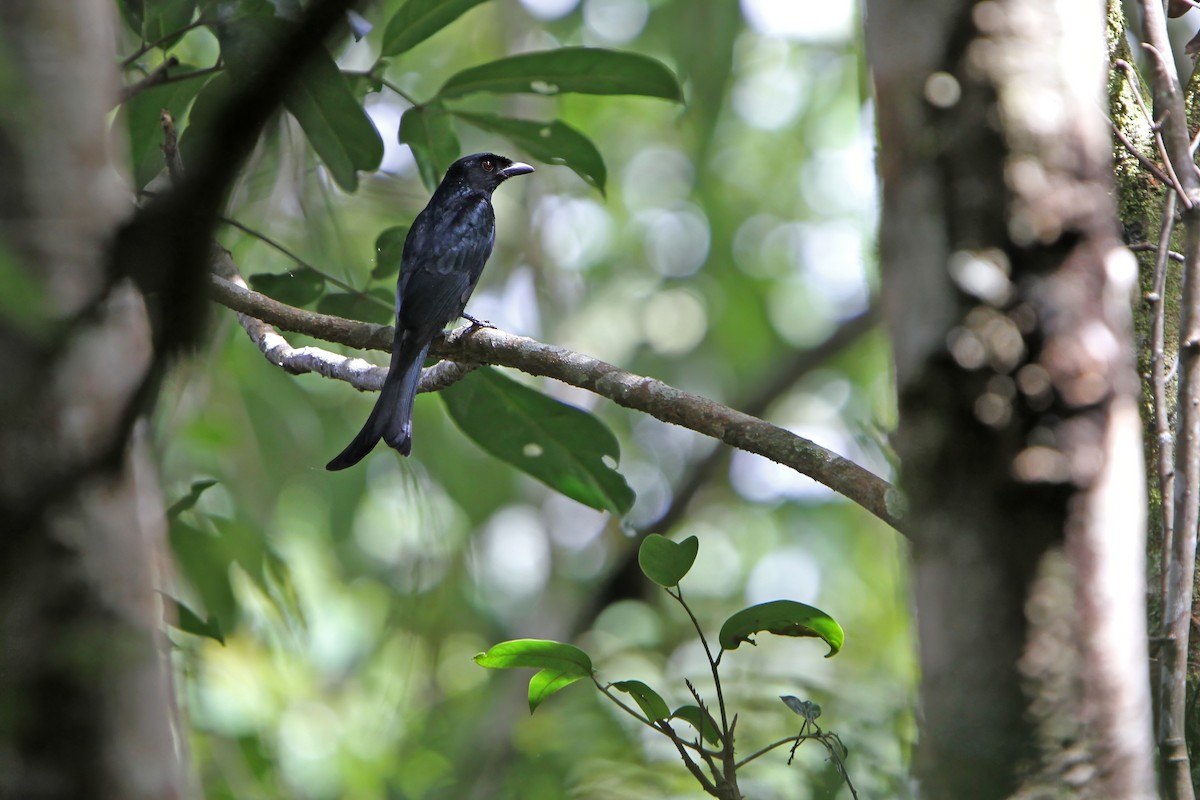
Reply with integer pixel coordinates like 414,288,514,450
500,162,535,179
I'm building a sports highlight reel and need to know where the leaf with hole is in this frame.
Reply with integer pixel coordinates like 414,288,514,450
454,112,606,193
672,705,721,746
442,367,634,515
438,47,683,101
719,600,844,657
382,0,491,57
613,680,669,721
638,534,698,587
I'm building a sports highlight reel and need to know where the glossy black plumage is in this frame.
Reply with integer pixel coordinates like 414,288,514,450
326,153,533,470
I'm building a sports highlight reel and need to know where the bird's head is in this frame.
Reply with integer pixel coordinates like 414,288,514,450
448,153,535,193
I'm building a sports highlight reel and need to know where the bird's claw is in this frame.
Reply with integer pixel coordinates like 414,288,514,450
462,312,494,329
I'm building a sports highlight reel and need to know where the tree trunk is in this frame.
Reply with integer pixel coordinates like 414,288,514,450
0,3,182,798
865,0,1156,796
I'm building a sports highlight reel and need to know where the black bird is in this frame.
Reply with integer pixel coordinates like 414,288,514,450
326,153,534,470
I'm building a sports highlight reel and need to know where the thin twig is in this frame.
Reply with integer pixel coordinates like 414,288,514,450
216,216,390,305
1110,118,1173,187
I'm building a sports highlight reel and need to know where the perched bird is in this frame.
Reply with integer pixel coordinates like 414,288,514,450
326,153,534,470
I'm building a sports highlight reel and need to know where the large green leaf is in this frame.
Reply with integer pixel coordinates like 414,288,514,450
612,680,669,721
638,534,698,587
169,597,225,644
284,51,384,191
382,0,491,57
718,600,844,657
399,103,459,193
218,15,383,191
316,289,394,324
454,111,606,193
177,70,232,171
438,47,683,101
123,65,210,189
248,268,327,307
168,519,238,631
442,367,635,515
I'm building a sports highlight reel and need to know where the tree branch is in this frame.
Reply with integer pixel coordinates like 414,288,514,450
207,275,907,536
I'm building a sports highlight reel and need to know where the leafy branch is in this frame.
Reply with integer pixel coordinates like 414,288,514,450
206,274,906,535
474,534,857,799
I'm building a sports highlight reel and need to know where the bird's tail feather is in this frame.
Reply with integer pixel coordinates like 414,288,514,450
325,339,430,470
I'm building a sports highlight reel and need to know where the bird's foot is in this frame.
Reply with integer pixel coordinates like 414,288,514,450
462,312,494,329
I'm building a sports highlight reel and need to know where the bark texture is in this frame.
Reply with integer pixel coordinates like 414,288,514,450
0,3,181,798
865,0,1155,797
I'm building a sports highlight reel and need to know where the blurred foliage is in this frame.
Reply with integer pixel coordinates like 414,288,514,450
117,0,913,797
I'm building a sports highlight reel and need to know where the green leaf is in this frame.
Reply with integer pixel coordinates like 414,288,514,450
454,111,606,193
671,705,722,746
718,600,844,657
382,0,491,57
316,289,395,324
143,0,197,49
612,680,669,721
122,65,210,189
474,639,593,673
168,520,238,631
119,0,145,34
170,598,225,644
638,534,698,587
167,479,218,519
528,668,588,713
177,71,233,172
284,51,384,191
248,268,327,307
438,47,683,101
372,225,409,280
399,103,459,193
442,367,635,515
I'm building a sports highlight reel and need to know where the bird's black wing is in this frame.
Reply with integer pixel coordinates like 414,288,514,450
397,192,496,337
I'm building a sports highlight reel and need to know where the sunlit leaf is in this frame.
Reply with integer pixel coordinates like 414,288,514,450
671,705,721,746
382,0,491,57
454,111,606,193
638,534,699,587
442,367,635,515
528,668,589,713
438,47,683,101
372,225,409,280
613,680,670,721
475,639,593,673
399,103,459,193
248,268,326,307
719,600,844,657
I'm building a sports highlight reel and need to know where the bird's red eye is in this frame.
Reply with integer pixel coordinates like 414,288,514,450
482,159,494,171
